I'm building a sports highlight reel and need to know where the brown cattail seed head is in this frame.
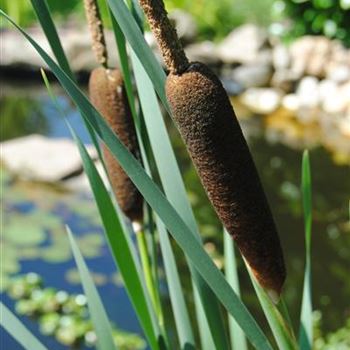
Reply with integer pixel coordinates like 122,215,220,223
166,62,286,296
89,67,143,223
84,0,108,67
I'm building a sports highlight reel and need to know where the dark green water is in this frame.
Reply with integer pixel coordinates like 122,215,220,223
1,81,349,348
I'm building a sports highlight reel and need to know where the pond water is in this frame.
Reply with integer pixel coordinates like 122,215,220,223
1,79,349,348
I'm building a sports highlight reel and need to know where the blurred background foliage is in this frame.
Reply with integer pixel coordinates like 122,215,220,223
1,0,349,45
283,0,350,47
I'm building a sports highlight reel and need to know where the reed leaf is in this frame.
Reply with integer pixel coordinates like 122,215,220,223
156,216,196,349
66,226,117,350
224,231,248,350
106,0,168,108
40,69,161,350
0,302,48,350
131,50,228,350
30,0,102,159
246,266,298,350
299,150,313,350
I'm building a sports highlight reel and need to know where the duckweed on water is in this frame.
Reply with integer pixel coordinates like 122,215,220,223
1,166,107,291
6,273,146,350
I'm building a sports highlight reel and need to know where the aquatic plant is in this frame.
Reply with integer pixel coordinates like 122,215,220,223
85,0,143,224
6,273,146,350
0,1,320,350
140,0,285,298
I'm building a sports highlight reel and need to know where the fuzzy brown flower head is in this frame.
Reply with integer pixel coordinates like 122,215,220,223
166,62,286,295
89,67,143,223
84,0,108,67
139,0,189,74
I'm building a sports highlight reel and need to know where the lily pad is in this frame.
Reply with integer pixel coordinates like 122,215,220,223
4,222,46,246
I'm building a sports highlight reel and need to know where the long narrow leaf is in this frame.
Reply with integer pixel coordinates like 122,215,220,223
131,50,229,350
40,70,160,350
246,266,298,350
0,15,273,349
30,0,73,79
66,227,117,350
156,217,195,349
299,150,313,350
107,0,168,108
30,0,102,160
224,231,248,350
67,123,161,350
0,302,48,350
110,1,230,346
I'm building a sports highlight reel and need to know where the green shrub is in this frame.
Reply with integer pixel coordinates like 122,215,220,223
165,0,275,40
283,0,350,46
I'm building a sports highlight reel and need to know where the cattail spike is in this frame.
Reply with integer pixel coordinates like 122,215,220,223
139,0,189,74
89,67,143,223
142,1,286,295
84,0,108,67
166,62,286,295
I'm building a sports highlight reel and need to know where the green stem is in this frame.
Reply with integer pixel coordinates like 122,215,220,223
279,297,295,335
136,230,163,325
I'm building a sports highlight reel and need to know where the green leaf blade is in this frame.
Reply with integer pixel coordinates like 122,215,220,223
66,227,117,350
299,150,313,350
30,0,73,80
224,231,248,350
247,266,298,350
156,217,196,349
66,123,161,350
0,302,48,350
131,50,230,350
107,0,168,108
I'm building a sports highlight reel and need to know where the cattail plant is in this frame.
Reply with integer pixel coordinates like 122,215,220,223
84,0,143,225
139,0,286,299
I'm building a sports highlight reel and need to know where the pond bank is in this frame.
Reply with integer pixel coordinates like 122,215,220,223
2,19,349,164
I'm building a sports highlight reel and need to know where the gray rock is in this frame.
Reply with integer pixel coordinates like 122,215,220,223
282,94,300,111
169,9,198,44
232,63,272,88
322,81,350,114
272,44,290,70
240,88,282,114
185,41,220,65
271,69,298,93
338,114,350,138
0,135,97,183
330,41,350,65
319,79,338,101
296,76,320,109
306,36,332,78
63,160,109,192
290,36,333,79
289,36,314,79
217,24,268,64
326,63,350,83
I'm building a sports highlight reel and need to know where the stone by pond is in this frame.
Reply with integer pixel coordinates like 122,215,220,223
2,22,349,152
1,134,109,191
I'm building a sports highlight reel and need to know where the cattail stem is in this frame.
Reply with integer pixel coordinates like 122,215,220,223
84,0,108,67
139,0,189,74
136,230,164,324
